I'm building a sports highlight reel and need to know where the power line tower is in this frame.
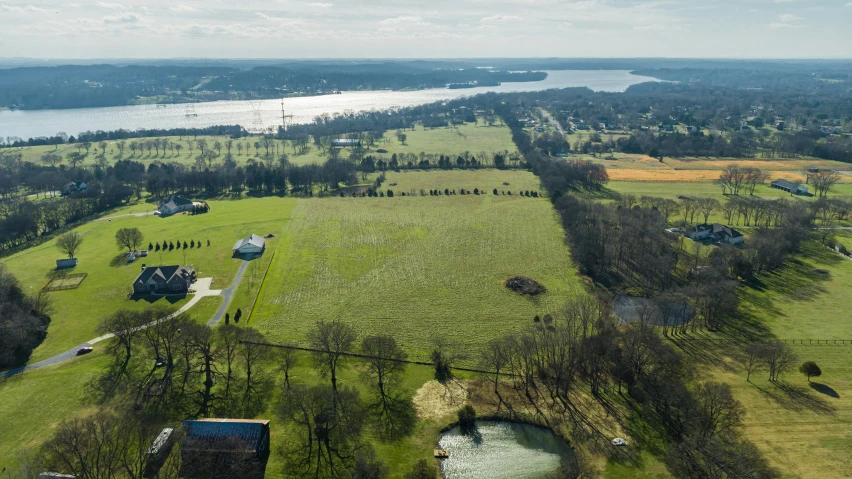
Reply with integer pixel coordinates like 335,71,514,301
280,98,294,133
249,101,264,134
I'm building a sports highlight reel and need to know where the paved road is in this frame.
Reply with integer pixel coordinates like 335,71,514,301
0,277,229,378
207,257,253,326
540,109,565,134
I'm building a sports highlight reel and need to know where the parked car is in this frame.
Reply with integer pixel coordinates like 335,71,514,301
155,356,166,368
76,346,93,355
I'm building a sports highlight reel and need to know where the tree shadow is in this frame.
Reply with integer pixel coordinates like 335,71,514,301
368,394,418,441
109,253,130,268
755,382,836,415
809,382,840,399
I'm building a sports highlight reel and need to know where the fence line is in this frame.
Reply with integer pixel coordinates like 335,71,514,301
668,337,852,345
246,249,276,325
240,341,494,375
42,272,88,292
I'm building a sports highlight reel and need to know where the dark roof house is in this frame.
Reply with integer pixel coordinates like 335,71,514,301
132,265,194,295
181,419,270,479
771,179,809,195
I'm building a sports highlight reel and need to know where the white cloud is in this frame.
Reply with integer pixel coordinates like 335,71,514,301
777,13,802,22
96,2,125,9
481,14,522,23
103,13,140,24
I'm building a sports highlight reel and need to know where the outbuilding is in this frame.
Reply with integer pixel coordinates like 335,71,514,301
232,234,265,255
331,138,362,148
771,179,809,195
56,258,79,269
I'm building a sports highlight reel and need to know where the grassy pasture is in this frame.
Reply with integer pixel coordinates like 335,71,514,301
8,119,516,171
252,189,584,362
606,181,852,200
378,169,544,196
708,344,852,479
0,197,296,361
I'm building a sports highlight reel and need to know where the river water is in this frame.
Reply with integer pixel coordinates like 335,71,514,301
0,70,657,140
437,421,573,479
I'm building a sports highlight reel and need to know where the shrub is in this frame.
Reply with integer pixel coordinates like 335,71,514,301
493,188,498,195
445,188,450,196
474,188,479,195
799,361,822,381
387,189,394,197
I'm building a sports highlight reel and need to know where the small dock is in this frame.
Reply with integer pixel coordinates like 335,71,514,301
434,449,449,459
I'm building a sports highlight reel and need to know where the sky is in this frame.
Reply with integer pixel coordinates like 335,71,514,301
0,0,850,59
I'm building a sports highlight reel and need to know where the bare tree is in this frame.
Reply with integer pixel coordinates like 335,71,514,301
55,231,83,259
762,342,798,382
307,319,356,392
115,227,144,253
812,170,842,198
238,327,270,395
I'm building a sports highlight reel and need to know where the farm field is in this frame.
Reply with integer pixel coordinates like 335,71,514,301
0,197,296,361
377,168,544,196
606,181,852,200
575,153,852,183
251,189,584,362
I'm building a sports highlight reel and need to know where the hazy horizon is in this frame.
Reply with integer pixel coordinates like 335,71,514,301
1,0,850,59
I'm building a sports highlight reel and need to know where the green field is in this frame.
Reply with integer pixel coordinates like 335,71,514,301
378,169,544,196
252,184,582,362
607,181,852,200
1,197,296,361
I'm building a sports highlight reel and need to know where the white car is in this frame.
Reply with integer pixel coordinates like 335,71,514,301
611,438,627,446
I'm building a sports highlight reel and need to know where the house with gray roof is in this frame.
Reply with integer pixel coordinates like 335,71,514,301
180,418,270,478
132,265,194,294
687,224,744,245
157,194,194,216
232,234,265,255
770,179,809,195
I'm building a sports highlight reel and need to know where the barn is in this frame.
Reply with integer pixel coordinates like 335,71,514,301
232,234,265,255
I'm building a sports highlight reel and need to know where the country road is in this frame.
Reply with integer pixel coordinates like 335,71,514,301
540,108,565,134
0,260,251,378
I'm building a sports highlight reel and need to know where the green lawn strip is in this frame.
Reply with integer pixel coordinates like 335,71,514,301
377,169,544,196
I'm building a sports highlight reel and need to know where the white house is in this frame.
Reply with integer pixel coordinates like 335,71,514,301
158,194,194,216
232,234,265,255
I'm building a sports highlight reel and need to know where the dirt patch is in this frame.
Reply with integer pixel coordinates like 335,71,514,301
813,269,831,276
412,380,469,421
505,276,546,296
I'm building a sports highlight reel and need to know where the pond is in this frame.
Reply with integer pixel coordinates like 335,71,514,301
437,421,573,479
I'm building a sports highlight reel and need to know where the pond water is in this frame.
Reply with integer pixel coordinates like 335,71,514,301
0,70,658,140
437,421,573,479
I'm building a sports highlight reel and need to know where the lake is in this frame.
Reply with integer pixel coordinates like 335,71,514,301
437,421,573,479
0,70,657,140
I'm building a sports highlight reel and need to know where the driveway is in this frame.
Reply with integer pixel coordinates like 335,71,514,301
1,276,224,378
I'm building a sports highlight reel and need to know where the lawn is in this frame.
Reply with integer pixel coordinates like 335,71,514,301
252,183,584,363
0,197,296,362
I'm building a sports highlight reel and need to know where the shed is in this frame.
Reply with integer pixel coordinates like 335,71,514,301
232,234,265,255
145,428,175,477
180,419,270,479
771,179,808,195
56,258,79,269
